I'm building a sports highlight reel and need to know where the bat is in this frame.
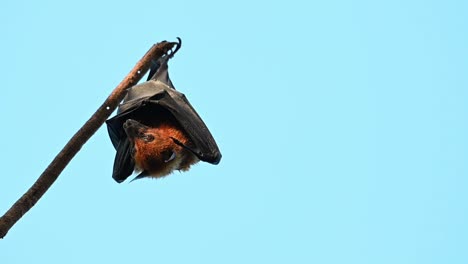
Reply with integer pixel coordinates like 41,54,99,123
106,39,221,183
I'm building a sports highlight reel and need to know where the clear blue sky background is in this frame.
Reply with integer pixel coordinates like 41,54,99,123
1,1,467,263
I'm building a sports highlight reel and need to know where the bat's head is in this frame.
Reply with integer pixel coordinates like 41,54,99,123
123,119,198,179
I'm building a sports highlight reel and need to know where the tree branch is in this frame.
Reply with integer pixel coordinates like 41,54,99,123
0,40,177,238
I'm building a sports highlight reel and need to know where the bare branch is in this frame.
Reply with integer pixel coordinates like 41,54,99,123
0,40,177,238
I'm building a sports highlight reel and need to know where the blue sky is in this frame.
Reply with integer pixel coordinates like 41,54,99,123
1,0,467,263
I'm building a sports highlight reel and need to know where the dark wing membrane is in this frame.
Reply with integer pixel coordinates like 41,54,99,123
106,98,146,150
147,58,175,89
148,88,222,164
112,137,135,182
106,117,123,150
147,60,159,81
106,97,149,183
149,58,175,89
106,81,167,149
106,81,221,164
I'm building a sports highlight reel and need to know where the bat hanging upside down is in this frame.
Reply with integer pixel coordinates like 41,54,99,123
106,38,221,183
123,118,198,178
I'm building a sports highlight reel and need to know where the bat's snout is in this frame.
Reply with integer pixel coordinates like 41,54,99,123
123,119,147,138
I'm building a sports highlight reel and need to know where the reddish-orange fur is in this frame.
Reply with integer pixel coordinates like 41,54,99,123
133,123,198,178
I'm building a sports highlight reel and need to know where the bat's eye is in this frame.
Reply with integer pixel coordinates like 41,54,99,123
142,134,155,143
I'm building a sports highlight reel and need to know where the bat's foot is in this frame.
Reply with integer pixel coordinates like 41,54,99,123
167,38,182,58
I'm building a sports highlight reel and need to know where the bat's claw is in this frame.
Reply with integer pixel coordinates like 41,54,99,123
167,37,182,58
